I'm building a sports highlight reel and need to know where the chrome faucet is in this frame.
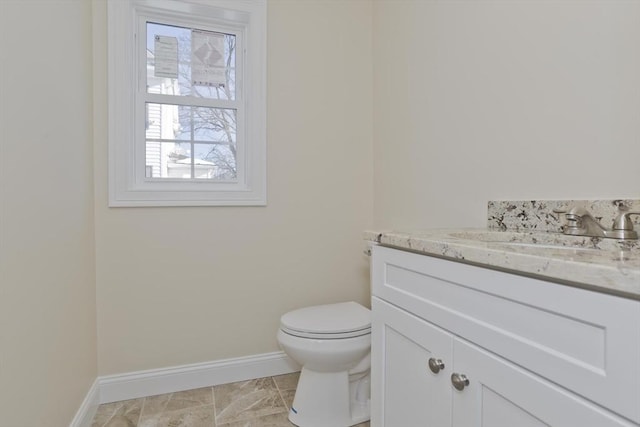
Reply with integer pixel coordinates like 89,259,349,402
554,206,640,240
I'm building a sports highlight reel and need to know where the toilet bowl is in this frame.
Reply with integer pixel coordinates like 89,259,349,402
277,301,371,427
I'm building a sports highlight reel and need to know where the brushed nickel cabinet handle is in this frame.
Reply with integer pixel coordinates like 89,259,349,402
428,358,445,374
451,373,470,391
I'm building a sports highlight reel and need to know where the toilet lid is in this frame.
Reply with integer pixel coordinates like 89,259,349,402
280,302,371,338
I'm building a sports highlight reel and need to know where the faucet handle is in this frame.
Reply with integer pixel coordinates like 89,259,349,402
553,207,584,233
552,208,569,221
612,211,640,231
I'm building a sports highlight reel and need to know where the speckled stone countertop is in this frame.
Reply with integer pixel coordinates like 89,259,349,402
365,200,640,300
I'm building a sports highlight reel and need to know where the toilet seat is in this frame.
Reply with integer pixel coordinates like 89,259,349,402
280,301,371,339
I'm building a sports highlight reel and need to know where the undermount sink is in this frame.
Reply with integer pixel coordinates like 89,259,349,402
445,230,607,251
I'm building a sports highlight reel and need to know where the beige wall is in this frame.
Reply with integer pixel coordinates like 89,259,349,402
5,0,637,419
0,0,97,425
93,0,373,375
373,0,640,229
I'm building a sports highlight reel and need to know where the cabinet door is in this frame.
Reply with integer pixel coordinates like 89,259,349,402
452,339,636,427
371,297,453,427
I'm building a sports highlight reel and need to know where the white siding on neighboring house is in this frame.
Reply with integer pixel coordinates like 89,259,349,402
146,50,182,179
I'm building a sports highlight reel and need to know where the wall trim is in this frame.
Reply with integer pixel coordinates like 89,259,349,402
69,379,100,427
98,351,299,404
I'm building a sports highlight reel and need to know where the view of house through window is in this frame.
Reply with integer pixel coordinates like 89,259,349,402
144,22,238,181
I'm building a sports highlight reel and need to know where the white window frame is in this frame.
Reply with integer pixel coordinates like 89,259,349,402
108,0,266,207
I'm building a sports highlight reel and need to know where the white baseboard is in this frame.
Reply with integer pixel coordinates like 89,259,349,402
98,351,300,404
69,379,100,427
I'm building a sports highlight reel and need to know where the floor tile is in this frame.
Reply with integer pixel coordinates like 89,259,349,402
271,372,299,411
277,390,295,411
271,372,299,392
138,404,215,427
213,378,287,425
217,411,293,427
139,393,171,418
91,373,369,427
91,398,144,427
140,387,214,418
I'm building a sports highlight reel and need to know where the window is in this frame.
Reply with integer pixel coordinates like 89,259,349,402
108,0,266,206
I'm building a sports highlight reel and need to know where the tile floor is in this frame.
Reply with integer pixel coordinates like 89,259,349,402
91,372,371,427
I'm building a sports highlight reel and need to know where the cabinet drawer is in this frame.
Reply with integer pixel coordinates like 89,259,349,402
372,245,640,423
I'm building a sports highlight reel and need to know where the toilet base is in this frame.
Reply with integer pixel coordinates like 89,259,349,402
288,367,370,427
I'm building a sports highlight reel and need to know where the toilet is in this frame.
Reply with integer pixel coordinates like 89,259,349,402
277,301,371,427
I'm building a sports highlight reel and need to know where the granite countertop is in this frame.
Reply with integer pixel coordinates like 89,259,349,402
364,228,640,300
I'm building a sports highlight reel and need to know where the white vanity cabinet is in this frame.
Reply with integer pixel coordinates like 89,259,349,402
371,246,640,427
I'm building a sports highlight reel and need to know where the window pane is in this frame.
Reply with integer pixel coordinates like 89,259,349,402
146,103,191,141
145,142,236,180
195,143,237,180
193,107,236,142
146,22,236,100
146,142,192,179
